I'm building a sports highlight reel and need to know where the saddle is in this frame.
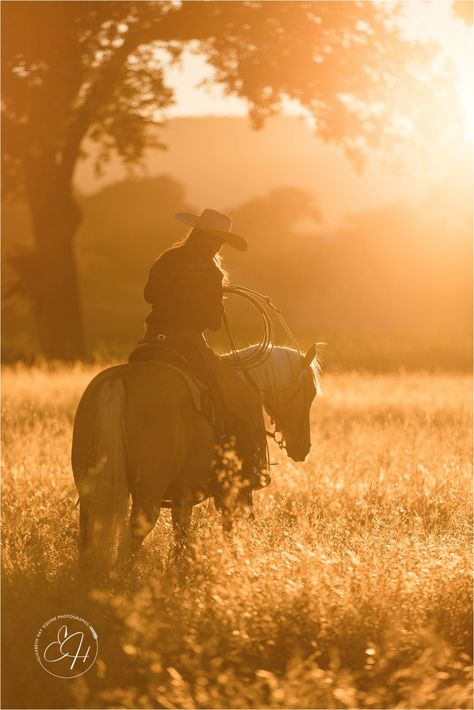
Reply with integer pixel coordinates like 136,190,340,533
128,340,225,508
128,335,271,504
128,339,228,433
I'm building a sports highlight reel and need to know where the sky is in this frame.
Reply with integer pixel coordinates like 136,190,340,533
163,1,473,132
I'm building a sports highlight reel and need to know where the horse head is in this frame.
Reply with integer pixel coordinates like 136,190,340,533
263,344,320,462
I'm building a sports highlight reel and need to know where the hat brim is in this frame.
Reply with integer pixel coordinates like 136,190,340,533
175,212,247,252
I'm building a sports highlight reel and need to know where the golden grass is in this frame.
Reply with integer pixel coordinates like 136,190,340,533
2,366,472,709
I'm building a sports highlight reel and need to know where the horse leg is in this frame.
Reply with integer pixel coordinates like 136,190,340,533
78,499,89,567
221,505,234,535
171,498,193,557
129,496,161,560
213,493,234,536
237,488,255,521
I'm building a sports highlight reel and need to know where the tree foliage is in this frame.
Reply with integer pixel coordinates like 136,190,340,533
1,0,464,359
2,0,460,194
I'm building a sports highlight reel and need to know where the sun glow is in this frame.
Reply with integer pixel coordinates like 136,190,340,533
457,68,474,141
400,1,473,142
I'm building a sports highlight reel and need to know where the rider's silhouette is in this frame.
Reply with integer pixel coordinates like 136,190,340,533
131,209,268,493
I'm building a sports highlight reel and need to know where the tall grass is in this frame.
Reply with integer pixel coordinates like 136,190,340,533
2,366,472,709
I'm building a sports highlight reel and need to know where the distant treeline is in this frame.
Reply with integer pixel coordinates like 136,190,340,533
2,175,472,370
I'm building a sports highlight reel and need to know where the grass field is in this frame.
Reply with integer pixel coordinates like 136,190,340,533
2,365,472,709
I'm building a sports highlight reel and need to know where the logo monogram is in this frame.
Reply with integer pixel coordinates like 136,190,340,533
34,615,98,678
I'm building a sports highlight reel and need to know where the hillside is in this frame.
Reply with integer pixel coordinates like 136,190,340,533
2,170,471,368
73,116,458,227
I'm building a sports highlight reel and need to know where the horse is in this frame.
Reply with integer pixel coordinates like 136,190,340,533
71,343,321,570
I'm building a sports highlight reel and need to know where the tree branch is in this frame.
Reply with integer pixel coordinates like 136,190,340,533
59,32,147,184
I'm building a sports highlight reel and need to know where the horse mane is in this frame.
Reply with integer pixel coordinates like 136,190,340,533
223,344,321,397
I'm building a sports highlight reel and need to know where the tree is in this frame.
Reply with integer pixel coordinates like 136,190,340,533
2,0,460,359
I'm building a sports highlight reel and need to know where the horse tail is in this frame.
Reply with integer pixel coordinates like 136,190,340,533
72,369,130,573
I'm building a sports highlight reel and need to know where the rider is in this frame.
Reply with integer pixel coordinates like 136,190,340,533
130,208,268,496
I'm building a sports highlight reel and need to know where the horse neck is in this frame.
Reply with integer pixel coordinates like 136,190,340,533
235,346,299,405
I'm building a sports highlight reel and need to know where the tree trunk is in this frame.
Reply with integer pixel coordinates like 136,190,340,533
26,160,86,360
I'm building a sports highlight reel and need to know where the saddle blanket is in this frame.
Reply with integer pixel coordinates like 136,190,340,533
128,342,217,428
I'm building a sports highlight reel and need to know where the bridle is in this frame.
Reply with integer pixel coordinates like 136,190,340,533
266,423,287,451
264,367,315,452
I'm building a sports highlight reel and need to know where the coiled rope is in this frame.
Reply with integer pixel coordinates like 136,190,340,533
222,284,301,372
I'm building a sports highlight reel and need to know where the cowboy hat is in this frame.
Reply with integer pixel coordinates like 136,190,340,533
175,208,247,252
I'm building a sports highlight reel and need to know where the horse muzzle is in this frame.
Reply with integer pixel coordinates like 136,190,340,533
286,442,310,462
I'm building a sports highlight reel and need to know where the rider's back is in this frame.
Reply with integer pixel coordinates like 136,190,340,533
144,238,226,335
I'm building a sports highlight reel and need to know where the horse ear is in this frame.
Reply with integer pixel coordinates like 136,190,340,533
303,343,317,366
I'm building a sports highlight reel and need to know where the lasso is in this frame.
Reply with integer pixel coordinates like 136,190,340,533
222,285,305,453
222,284,301,371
